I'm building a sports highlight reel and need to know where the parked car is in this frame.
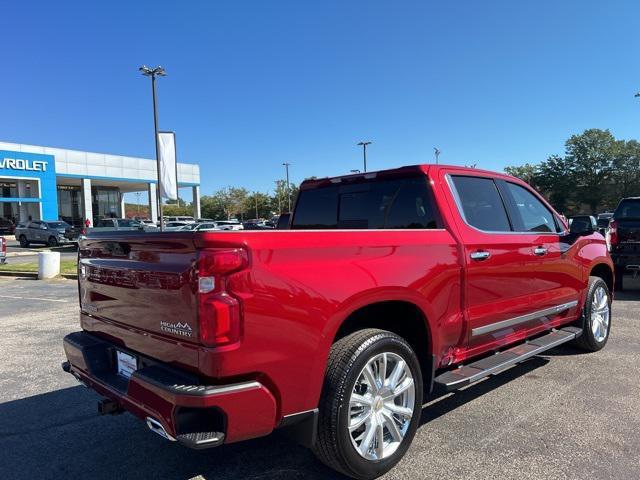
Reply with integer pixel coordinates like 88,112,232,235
88,218,157,233
63,164,613,480
214,220,243,231
242,220,273,230
139,219,157,227
607,197,640,290
0,236,6,264
163,221,191,231
0,218,15,235
178,222,218,232
265,215,280,228
15,220,76,247
596,212,614,235
196,218,214,223
165,216,195,224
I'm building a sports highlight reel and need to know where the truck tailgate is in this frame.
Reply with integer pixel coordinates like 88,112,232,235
617,219,640,244
78,233,200,358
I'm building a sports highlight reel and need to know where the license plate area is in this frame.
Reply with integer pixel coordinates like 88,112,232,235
116,350,137,379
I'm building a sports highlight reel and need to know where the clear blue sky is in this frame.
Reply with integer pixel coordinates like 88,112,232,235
2,1,640,201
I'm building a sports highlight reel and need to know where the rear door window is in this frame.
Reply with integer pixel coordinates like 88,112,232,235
450,176,512,232
292,176,439,229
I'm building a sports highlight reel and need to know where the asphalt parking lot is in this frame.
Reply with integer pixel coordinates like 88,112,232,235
1,277,639,480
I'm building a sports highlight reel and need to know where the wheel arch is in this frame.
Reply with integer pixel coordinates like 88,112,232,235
331,299,434,391
590,263,614,294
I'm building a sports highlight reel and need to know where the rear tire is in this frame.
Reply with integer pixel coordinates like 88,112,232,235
19,235,29,248
573,276,611,352
313,329,423,479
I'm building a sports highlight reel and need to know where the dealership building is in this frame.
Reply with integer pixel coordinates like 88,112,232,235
0,141,201,226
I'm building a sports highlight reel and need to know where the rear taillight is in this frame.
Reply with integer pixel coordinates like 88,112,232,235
197,248,248,347
608,220,618,249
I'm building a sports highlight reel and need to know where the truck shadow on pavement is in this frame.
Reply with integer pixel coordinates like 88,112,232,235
419,356,549,426
0,358,557,480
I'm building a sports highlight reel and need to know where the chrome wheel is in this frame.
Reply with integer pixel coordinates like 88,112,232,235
590,285,610,343
348,352,415,461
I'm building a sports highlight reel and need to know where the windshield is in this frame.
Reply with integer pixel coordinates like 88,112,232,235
47,222,69,229
615,199,640,219
180,224,199,230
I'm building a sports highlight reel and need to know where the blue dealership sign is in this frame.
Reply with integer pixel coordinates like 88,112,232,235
0,150,57,220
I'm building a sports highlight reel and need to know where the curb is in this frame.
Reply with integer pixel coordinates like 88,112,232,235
0,271,38,279
6,251,44,257
0,271,78,280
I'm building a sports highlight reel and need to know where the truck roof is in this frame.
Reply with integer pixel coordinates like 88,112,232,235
300,164,519,190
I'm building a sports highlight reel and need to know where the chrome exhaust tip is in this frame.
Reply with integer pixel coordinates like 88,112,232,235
145,417,176,441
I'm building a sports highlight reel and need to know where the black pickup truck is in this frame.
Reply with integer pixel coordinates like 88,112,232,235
608,197,640,290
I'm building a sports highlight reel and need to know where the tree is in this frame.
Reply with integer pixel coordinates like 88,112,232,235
504,163,539,189
565,129,615,213
536,155,575,214
200,194,226,220
244,192,273,219
163,201,192,216
505,128,624,215
272,180,299,213
200,187,249,220
609,139,640,208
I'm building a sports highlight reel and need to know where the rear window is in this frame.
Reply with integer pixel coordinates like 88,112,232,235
615,199,640,219
450,176,511,232
292,176,439,230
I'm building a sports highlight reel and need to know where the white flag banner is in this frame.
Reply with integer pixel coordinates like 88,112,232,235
157,131,178,200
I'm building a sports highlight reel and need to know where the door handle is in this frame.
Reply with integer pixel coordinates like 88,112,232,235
470,250,491,261
533,247,548,256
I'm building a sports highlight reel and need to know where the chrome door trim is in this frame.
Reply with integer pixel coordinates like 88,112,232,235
445,174,569,236
471,300,579,337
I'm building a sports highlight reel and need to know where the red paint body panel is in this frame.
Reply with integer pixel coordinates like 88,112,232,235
65,164,613,445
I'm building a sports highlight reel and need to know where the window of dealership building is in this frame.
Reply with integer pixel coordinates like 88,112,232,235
0,142,201,227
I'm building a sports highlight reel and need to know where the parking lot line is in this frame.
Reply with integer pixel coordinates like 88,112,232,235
0,294,69,303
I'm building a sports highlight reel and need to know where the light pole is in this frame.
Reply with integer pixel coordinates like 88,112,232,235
139,65,166,230
357,141,371,172
135,191,141,214
434,147,441,165
282,163,291,212
254,192,259,218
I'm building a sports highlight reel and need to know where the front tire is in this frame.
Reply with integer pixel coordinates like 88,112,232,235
573,276,611,352
48,236,58,247
313,329,423,479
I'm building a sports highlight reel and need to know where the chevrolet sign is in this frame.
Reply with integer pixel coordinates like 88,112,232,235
0,157,48,172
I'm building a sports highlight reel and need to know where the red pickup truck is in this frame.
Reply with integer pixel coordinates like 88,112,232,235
63,165,613,479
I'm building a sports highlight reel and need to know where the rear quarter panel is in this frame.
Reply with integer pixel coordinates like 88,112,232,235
201,229,462,417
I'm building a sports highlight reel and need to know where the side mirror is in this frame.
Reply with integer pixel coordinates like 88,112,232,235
569,215,596,235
